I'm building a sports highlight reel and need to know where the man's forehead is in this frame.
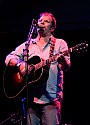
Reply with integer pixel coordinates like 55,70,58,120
39,15,52,20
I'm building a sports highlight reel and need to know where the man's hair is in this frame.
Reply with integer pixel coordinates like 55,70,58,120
39,12,56,31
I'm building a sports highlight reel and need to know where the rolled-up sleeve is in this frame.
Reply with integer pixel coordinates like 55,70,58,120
5,42,25,66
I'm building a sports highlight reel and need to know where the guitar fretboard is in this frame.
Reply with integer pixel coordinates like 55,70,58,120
30,41,88,72
34,48,72,71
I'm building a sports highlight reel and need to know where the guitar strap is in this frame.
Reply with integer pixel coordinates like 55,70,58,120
49,36,56,57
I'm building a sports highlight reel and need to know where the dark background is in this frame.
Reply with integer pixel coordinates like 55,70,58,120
0,0,89,124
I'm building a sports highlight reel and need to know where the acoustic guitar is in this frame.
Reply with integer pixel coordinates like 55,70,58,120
3,41,88,98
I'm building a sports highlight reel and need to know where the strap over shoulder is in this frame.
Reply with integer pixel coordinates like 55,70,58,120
49,36,56,57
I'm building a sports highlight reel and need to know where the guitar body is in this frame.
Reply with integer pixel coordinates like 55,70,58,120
3,56,49,98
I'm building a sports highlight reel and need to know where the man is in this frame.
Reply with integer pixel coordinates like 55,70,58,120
5,12,71,125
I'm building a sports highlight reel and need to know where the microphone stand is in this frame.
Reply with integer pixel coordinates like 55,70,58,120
22,19,36,119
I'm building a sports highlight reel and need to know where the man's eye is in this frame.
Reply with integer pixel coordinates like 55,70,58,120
38,19,50,23
44,20,50,23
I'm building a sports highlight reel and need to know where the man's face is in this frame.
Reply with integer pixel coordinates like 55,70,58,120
37,15,53,35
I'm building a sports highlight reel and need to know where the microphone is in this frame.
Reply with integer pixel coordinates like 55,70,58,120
32,19,45,29
32,19,38,27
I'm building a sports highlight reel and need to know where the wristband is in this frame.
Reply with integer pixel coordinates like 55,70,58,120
16,62,21,67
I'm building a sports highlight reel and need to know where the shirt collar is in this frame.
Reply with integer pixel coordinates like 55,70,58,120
32,38,51,45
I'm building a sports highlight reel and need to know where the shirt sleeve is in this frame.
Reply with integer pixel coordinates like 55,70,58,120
5,42,25,66
60,39,70,59
58,39,71,70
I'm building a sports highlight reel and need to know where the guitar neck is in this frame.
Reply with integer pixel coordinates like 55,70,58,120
32,41,88,71
34,48,72,71
34,54,57,71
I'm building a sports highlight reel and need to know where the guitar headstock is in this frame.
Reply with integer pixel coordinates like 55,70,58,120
72,41,88,53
